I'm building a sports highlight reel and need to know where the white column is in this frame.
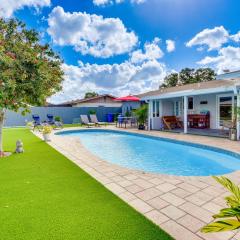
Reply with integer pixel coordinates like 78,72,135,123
159,99,163,130
237,92,240,140
148,100,152,131
152,100,155,130
184,96,188,134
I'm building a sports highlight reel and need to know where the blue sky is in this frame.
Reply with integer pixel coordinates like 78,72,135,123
2,0,240,102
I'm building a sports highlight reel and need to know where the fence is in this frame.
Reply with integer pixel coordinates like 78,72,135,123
4,106,122,127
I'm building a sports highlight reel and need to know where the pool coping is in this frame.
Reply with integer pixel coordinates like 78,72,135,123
34,127,240,240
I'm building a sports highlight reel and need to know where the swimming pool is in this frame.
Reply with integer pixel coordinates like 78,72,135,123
57,129,240,176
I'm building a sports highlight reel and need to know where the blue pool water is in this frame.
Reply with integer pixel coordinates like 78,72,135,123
58,130,240,176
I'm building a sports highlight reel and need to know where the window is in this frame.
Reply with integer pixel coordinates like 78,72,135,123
156,101,160,117
152,101,156,117
188,97,194,110
152,100,160,117
174,101,179,116
174,100,183,116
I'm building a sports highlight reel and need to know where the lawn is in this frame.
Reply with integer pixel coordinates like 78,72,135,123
0,128,172,240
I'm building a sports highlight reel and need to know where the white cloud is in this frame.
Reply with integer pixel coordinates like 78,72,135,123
166,39,175,52
49,59,167,103
0,0,51,18
231,31,240,42
130,38,163,64
47,6,138,58
186,26,229,51
93,0,110,6
197,46,240,74
93,0,146,6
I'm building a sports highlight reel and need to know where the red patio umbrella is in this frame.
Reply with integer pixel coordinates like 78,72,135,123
114,95,140,102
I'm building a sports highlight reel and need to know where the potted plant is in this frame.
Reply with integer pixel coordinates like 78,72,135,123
228,107,240,141
42,125,52,142
88,110,96,115
134,104,148,130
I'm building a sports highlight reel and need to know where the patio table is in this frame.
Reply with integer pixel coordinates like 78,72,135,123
116,116,137,128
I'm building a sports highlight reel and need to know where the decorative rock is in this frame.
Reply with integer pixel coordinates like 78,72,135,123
15,140,24,153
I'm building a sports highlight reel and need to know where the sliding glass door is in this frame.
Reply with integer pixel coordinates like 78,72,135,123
217,95,234,128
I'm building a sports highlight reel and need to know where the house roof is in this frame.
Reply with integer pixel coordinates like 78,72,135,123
62,94,117,105
140,78,240,100
216,70,240,80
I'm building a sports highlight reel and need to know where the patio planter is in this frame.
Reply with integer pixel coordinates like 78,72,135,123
138,124,145,130
229,128,237,141
43,133,51,142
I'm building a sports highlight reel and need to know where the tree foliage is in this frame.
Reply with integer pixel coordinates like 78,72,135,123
134,104,148,125
84,92,99,99
160,68,216,88
201,176,240,233
0,18,64,155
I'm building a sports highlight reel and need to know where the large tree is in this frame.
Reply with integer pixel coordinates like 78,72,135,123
160,73,178,88
160,68,216,88
0,18,64,157
84,91,99,99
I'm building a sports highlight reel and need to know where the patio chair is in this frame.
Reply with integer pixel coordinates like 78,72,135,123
32,114,43,131
116,114,124,128
80,115,95,127
130,116,137,128
47,114,54,125
162,116,183,130
47,114,63,129
90,114,106,127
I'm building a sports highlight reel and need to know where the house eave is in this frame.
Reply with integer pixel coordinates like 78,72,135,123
141,85,238,101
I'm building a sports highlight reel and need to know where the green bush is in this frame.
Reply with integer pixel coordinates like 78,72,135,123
89,110,96,115
54,116,62,122
134,105,148,125
201,176,240,233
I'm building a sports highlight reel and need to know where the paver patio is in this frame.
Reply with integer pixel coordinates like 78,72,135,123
36,127,240,240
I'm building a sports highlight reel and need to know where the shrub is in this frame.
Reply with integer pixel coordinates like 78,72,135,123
134,105,148,125
42,125,52,134
201,176,240,233
89,110,96,115
54,116,62,122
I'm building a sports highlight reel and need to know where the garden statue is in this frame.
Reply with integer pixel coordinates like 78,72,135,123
15,140,24,153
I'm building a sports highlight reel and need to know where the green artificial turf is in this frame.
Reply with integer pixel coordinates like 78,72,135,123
0,128,173,240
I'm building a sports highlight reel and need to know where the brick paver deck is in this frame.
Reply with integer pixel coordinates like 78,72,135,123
35,127,240,240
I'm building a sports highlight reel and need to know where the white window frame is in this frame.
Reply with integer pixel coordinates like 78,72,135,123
174,99,183,116
152,100,160,117
216,93,234,129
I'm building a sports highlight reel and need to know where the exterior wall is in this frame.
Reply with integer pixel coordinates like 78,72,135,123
162,100,174,116
192,94,217,129
152,118,162,130
152,93,235,130
150,94,224,130
4,106,122,127
216,71,240,80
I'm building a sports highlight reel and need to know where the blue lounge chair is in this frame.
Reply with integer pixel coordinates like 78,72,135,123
32,114,42,131
47,114,63,129
47,114,54,125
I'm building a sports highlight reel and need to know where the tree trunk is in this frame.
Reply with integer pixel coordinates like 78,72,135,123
0,109,5,157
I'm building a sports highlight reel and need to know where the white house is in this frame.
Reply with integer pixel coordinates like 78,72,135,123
140,77,240,139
